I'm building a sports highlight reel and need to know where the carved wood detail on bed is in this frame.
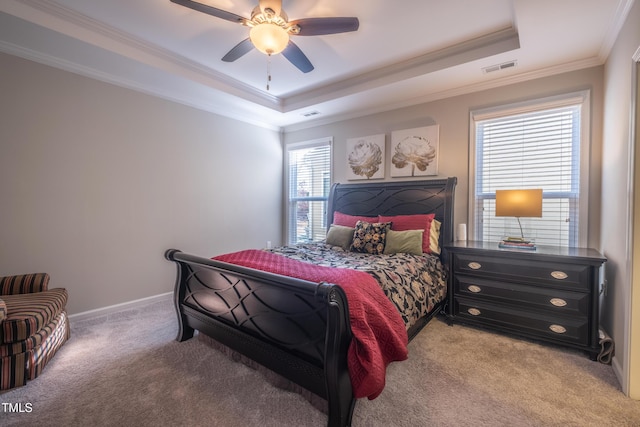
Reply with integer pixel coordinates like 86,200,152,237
165,177,456,427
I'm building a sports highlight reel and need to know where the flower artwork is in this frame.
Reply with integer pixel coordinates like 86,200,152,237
346,134,385,180
390,125,439,177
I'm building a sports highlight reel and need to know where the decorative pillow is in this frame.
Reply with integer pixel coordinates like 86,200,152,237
350,221,391,255
430,219,442,255
333,211,377,228
326,224,355,250
383,229,424,255
378,213,436,253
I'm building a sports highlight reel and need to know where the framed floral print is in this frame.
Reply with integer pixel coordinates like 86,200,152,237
346,134,386,180
390,125,439,177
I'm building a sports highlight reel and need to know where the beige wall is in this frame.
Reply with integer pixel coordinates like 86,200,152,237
285,67,604,250
0,52,283,315
602,0,640,398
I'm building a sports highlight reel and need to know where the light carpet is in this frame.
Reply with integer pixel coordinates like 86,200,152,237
1,297,639,426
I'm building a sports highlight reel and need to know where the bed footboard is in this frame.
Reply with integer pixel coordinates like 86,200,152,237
165,249,356,427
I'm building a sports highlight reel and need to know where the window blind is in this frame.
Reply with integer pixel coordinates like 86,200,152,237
287,139,332,244
474,104,582,247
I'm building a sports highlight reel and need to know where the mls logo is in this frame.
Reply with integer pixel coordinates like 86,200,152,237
1,402,33,413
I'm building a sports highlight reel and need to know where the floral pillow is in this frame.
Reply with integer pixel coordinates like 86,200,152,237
350,221,391,255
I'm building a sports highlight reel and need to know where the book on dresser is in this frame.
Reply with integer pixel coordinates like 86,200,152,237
498,239,537,250
444,240,607,360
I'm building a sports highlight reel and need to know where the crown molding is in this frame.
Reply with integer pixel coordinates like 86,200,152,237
3,1,522,117
597,0,636,61
0,40,282,131
284,56,604,133
281,27,520,112
4,0,283,110
0,0,617,133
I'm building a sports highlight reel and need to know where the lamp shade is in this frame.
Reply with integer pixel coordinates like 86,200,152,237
250,23,290,55
495,189,543,218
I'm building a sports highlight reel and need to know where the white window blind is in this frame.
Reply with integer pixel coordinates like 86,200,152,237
286,138,332,245
471,92,589,247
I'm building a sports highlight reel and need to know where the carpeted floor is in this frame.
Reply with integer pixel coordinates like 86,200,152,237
1,296,639,426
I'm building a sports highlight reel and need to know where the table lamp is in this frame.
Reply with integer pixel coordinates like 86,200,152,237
495,189,543,243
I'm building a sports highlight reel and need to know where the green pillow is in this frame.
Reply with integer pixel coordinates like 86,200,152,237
326,224,355,250
384,229,424,255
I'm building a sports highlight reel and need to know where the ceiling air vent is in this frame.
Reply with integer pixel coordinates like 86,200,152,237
482,60,517,74
302,110,321,117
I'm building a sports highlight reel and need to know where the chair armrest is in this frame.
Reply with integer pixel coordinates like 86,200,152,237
0,273,50,295
0,298,5,323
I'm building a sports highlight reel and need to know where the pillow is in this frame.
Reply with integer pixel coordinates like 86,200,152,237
350,221,391,255
383,229,424,255
326,224,355,250
378,213,436,253
430,219,442,255
332,211,377,228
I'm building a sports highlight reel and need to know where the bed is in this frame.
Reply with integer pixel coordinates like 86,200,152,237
165,177,456,427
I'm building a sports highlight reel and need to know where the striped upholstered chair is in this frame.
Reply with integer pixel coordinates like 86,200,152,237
0,273,69,390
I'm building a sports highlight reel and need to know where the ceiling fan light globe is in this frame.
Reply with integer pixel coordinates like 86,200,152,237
250,23,289,55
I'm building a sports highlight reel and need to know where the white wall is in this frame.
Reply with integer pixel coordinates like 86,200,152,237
0,52,283,315
284,67,604,249
601,0,640,398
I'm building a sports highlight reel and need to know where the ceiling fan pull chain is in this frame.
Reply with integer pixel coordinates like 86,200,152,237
266,54,272,91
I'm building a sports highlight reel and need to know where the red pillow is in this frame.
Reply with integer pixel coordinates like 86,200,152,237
378,214,436,253
332,211,377,228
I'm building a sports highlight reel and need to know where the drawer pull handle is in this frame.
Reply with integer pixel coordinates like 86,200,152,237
549,324,567,334
551,271,568,280
467,285,482,293
550,298,567,307
468,262,482,270
467,308,481,316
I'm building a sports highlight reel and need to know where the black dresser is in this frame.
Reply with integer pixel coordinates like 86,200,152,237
445,241,606,359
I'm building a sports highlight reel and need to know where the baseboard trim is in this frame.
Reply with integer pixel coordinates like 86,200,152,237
611,355,627,396
68,292,173,323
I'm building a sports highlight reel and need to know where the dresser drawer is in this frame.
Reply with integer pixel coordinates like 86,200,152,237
455,298,589,346
453,253,591,290
454,275,590,317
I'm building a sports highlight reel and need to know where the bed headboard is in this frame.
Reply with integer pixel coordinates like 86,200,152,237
327,177,457,255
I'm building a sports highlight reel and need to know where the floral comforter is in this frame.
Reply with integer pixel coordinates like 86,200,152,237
267,243,448,330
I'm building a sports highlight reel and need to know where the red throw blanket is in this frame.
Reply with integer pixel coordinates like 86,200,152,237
213,249,408,400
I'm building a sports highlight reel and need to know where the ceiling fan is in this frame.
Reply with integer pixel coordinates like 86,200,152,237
170,0,359,73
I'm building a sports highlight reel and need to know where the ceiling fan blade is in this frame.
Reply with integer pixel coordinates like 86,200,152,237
282,41,314,73
259,0,282,16
289,17,359,36
221,38,254,62
170,0,247,24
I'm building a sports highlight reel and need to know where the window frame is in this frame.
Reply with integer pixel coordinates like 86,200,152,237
468,90,591,247
285,137,333,245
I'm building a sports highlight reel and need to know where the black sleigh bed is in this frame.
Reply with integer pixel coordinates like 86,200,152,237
165,177,456,426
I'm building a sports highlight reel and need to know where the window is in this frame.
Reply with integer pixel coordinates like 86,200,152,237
286,138,332,245
470,91,590,247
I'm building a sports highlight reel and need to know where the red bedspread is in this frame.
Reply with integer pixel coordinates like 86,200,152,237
213,249,408,400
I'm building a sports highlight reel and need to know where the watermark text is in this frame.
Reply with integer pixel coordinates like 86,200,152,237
1,402,33,413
